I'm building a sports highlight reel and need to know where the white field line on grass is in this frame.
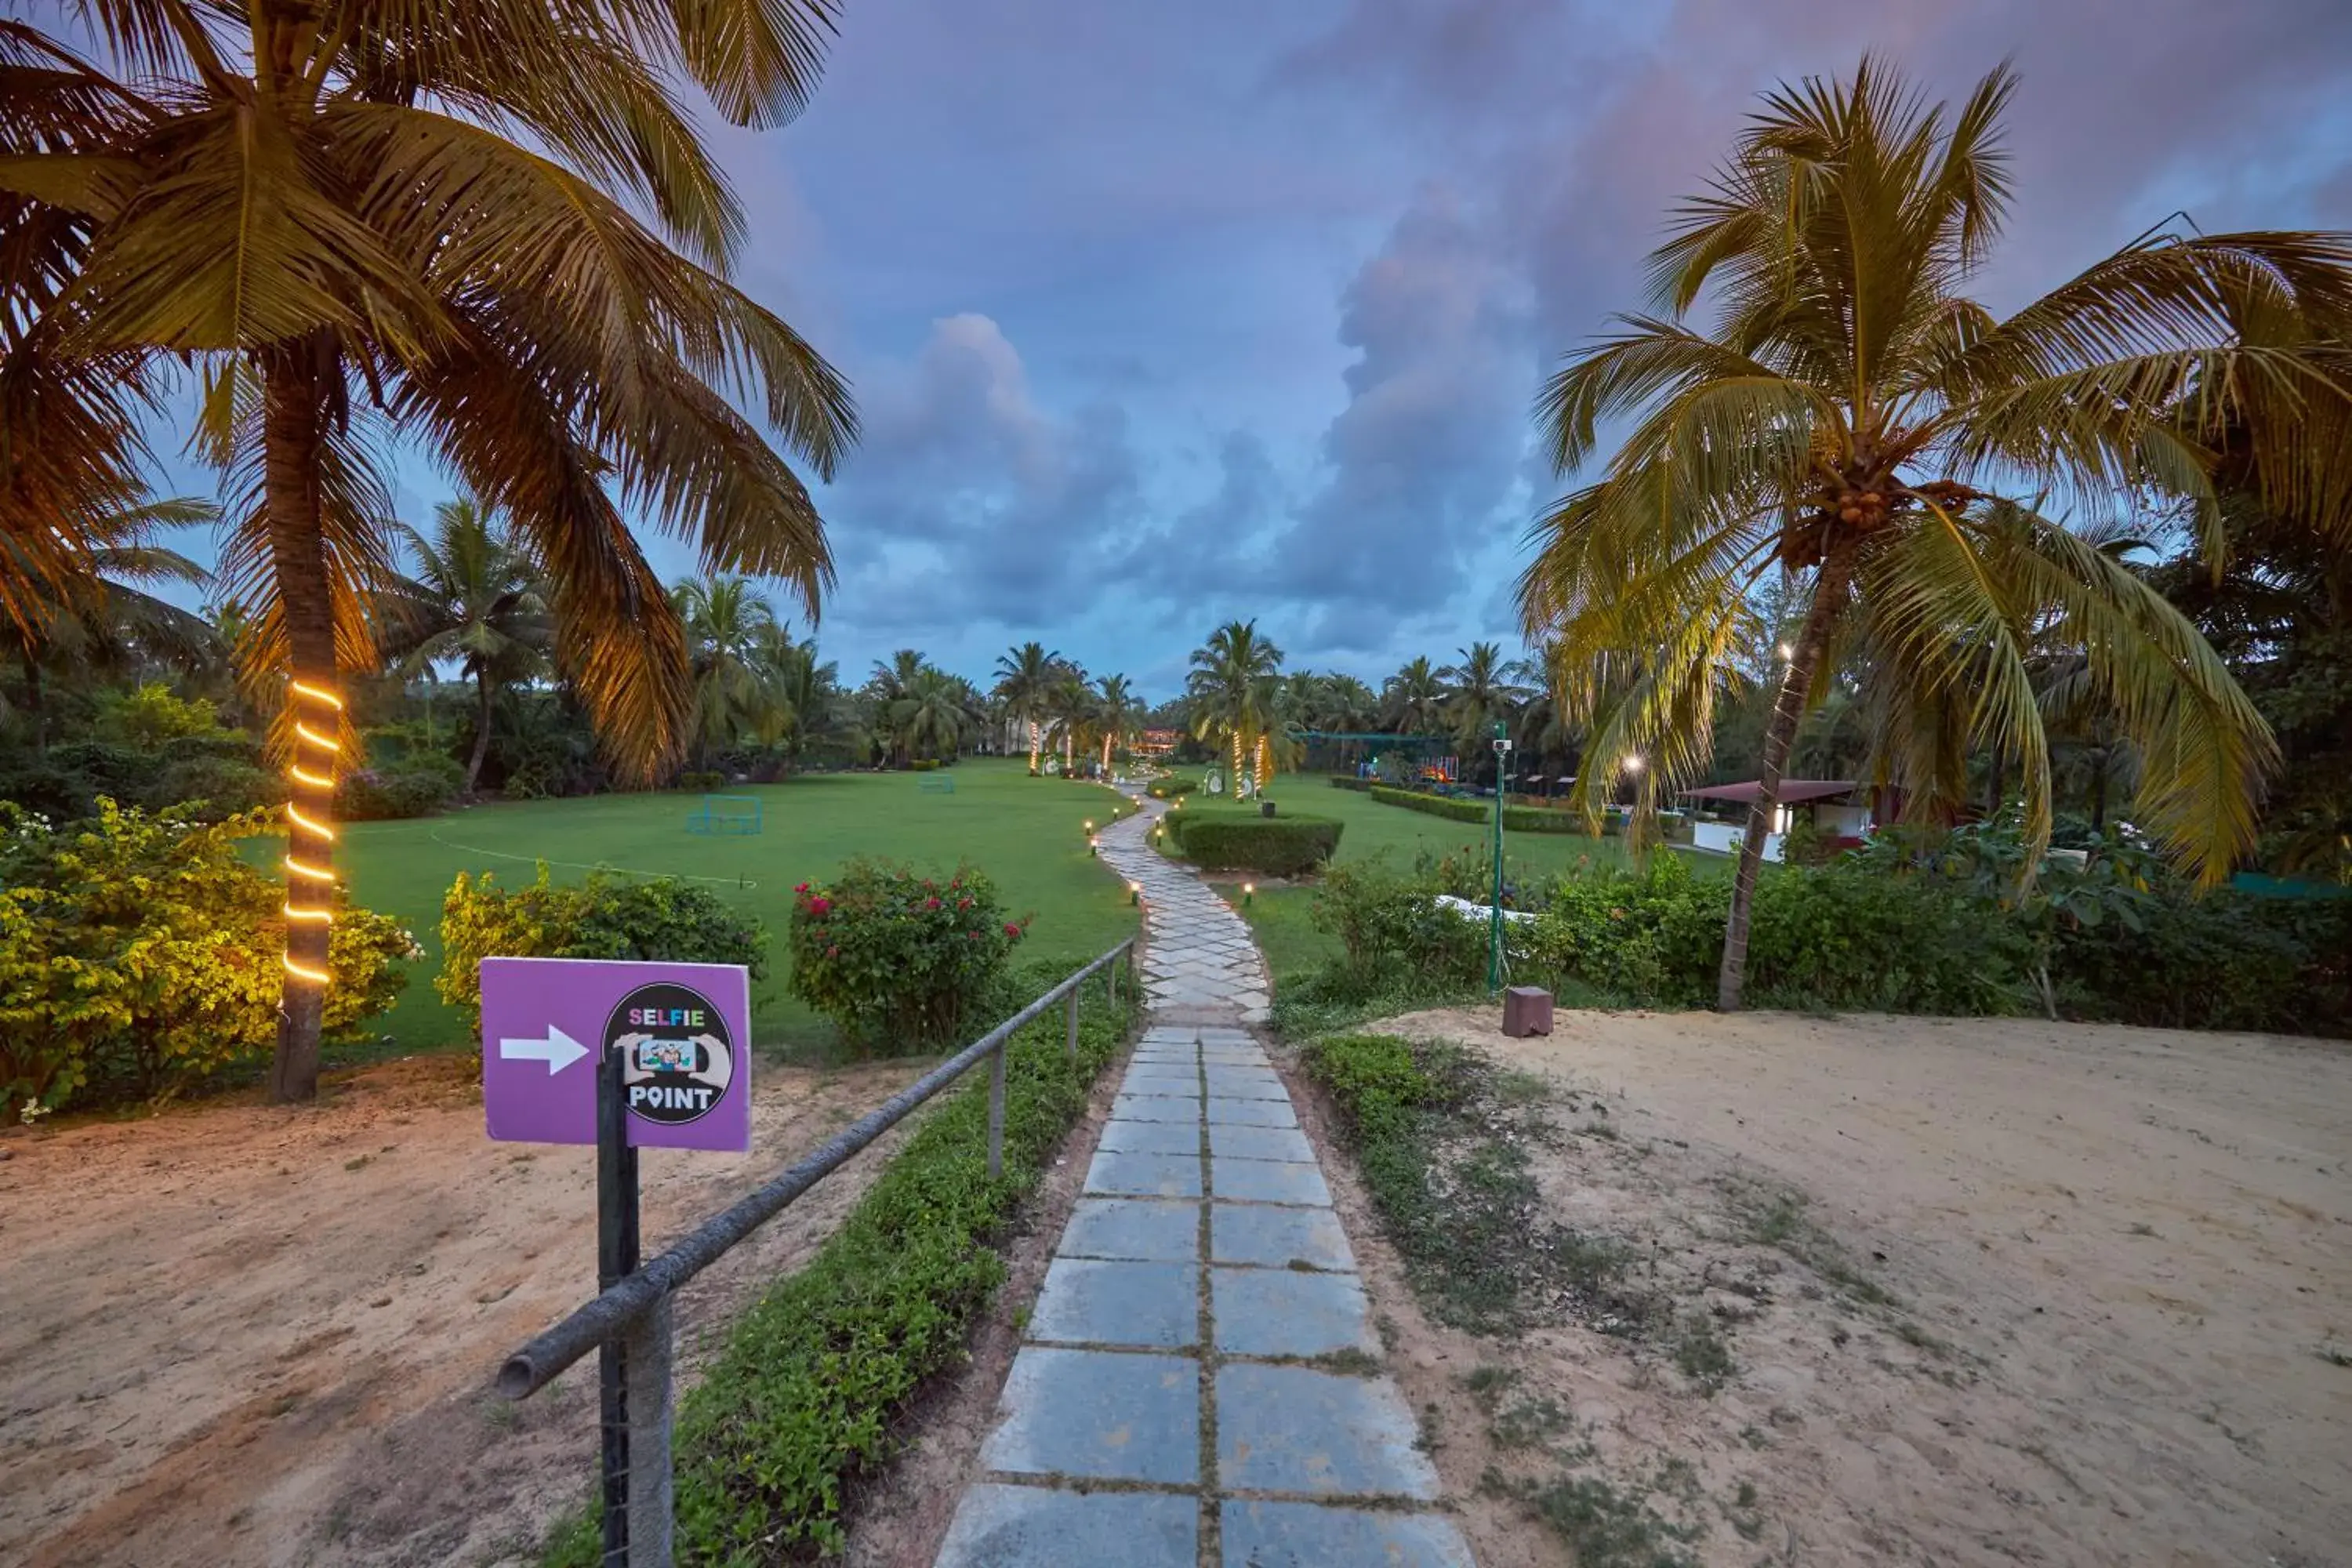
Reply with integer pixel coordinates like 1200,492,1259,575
426,828,762,891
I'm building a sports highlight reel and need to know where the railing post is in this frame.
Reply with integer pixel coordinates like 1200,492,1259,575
624,1298,675,1568
1105,952,1116,1008
1065,986,1080,1062
986,1042,1006,1178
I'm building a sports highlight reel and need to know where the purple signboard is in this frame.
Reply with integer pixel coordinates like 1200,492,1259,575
481,956,752,1152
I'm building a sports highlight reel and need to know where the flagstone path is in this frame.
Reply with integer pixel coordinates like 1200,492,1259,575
933,794,1474,1567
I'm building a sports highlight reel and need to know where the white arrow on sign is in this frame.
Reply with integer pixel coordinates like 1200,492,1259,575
498,1024,588,1076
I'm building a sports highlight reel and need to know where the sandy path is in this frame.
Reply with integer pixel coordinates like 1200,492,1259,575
1366,1007,2352,1567
0,1053,924,1568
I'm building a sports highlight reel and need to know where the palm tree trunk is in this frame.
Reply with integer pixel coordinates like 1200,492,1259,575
2089,752,2108,833
263,347,340,1103
1027,718,1040,774
1719,547,1853,1011
465,667,495,790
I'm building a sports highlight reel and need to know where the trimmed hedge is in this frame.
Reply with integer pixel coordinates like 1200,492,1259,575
1328,775,1373,792
1170,811,1344,876
541,962,1137,1563
1146,776,1197,800
1369,785,1606,835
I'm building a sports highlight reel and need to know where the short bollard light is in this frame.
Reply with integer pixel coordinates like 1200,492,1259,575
1089,835,1101,856
1129,880,1142,906
1083,818,1095,836
1242,882,1255,906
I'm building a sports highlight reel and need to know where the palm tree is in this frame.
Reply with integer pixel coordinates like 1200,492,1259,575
1439,642,1533,784
675,575,782,769
1094,673,1142,772
379,499,549,790
3,496,220,755
748,626,832,766
993,641,1061,773
1519,59,2348,1008
1381,656,1447,735
1187,619,1286,790
896,665,971,764
866,648,929,766
5,5,857,1099
1044,670,1094,774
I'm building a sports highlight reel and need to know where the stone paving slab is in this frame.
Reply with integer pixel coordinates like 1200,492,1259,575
1095,1120,1205,1156
1031,1258,1200,1348
935,1486,1198,1568
1083,1148,1202,1198
982,1348,1200,1485
1210,1203,1354,1271
1205,1096,1298,1128
1062,1197,1201,1262
938,790,1468,1566
1210,1266,1375,1358
1209,1124,1315,1163
1209,1157,1332,1207
1218,1499,1475,1567
1215,1363,1440,1498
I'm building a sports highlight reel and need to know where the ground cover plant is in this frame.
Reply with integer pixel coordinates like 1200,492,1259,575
250,760,1136,1059
539,960,1137,1563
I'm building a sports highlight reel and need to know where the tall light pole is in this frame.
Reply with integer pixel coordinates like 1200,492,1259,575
1489,721,1512,990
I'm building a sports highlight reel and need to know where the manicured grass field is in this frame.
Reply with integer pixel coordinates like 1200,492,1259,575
289,760,1138,1061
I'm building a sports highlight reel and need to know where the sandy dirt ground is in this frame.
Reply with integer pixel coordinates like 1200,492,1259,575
0,1053,924,1568
1324,1007,2352,1568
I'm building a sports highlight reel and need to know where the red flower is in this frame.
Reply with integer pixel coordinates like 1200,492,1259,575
826,945,840,959
957,897,972,910
1003,922,1022,938
808,896,833,916
923,879,935,891
793,882,811,894
926,896,942,910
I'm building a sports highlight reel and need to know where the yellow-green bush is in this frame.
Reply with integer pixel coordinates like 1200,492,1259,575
0,799,414,1116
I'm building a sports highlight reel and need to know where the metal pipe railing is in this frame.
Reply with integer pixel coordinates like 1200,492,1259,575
496,936,1135,1401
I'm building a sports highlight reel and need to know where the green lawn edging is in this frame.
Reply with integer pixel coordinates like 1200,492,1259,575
540,966,1138,1563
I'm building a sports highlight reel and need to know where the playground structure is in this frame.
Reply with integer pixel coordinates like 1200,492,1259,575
684,794,763,835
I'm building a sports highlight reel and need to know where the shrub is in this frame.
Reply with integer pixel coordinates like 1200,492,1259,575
1167,813,1343,876
93,682,223,746
0,799,414,1116
1328,775,1373,792
42,740,166,808
1312,859,1491,995
1146,776,1197,799
436,866,768,1036
910,757,942,772
787,860,1028,1054
1369,784,1603,834
678,769,728,792
151,753,277,820
339,753,466,820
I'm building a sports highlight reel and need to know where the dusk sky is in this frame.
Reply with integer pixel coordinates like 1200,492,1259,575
165,0,2352,702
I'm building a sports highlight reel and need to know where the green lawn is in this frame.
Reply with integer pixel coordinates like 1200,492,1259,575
282,760,1138,1062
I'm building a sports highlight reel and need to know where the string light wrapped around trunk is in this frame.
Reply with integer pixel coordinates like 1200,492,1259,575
281,679,343,986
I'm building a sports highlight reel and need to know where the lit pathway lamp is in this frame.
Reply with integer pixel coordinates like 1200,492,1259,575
1129,880,1142,906
1242,882,1254,907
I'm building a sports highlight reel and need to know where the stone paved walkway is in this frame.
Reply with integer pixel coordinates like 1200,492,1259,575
933,796,1475,1567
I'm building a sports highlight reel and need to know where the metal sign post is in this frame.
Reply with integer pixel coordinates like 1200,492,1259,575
597,1043,639,1563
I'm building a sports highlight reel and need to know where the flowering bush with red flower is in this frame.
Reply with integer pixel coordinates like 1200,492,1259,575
787,858,1030,1054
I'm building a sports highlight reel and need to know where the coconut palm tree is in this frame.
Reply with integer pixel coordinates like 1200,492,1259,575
3,3,857,1099
1187,619,1285,790
747,626,832,766
993,641,1061,773
1381,656,1447,735
1094,673,1142,771
1439,642,1533,784
675,575,782,768
379,499,549,790
896,664,971,764
1519,58,2352,1008
2,495,220,754
1044,670,1095,774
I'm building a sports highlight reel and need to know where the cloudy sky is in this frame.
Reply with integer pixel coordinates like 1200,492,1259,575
183,0,2352,702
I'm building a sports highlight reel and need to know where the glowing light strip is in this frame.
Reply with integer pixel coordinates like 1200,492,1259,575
285,804,335,840
283,953,334,984
289,680,344,710
282,681,346,990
